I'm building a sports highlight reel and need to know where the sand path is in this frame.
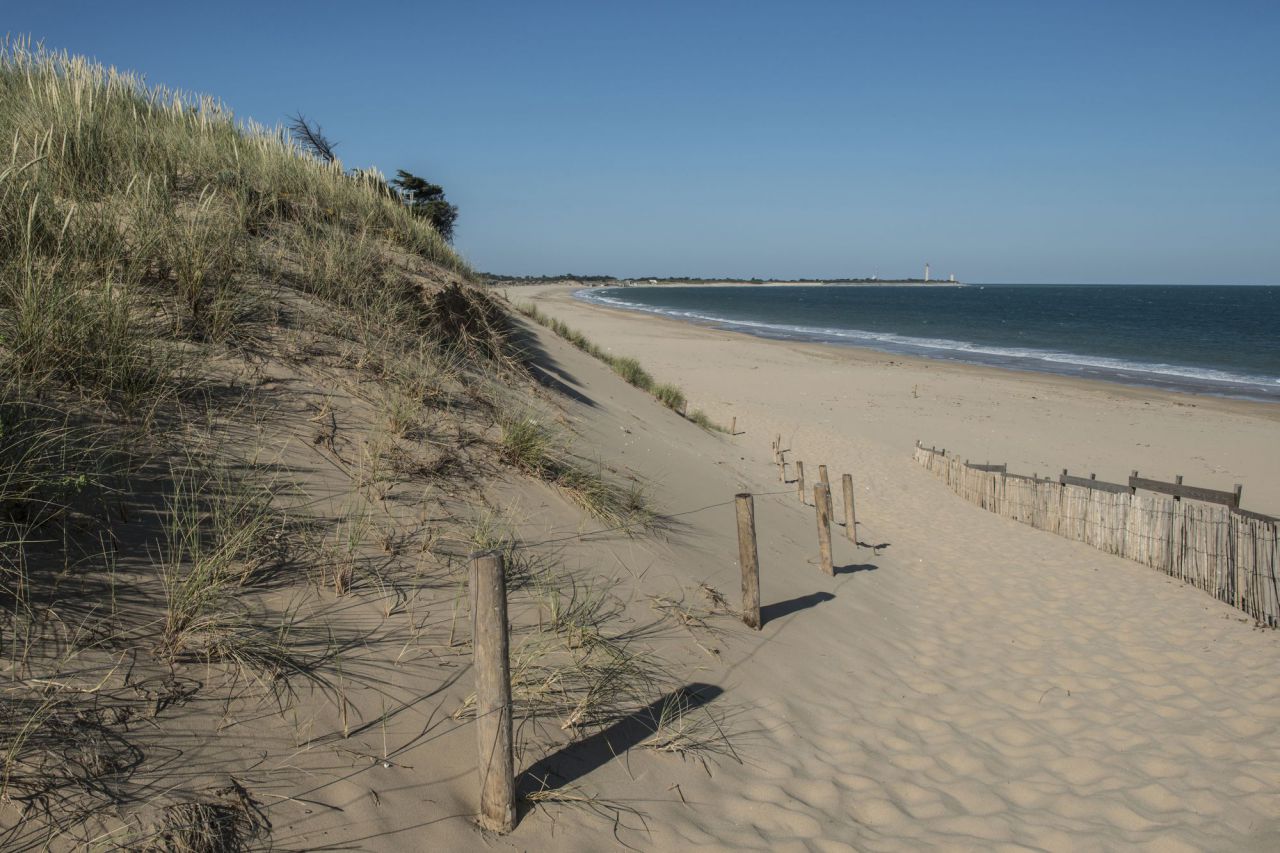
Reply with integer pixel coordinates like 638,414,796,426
504,285,1280,851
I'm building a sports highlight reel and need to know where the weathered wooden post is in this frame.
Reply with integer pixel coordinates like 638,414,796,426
471,551,516,833
796,461,806,503
842,473,856,544
818,465,833,519
735,493,761,630
814,483,834,575
730,416,737,435
1235,517,1245,609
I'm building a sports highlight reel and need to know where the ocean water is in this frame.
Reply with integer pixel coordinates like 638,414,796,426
574,284,1280,401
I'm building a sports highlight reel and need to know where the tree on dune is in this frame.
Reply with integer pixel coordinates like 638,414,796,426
392,169,459,243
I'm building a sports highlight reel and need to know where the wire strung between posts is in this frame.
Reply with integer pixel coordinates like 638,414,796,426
507,488,799,552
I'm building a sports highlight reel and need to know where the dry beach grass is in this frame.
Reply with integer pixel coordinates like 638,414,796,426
0,43,743,849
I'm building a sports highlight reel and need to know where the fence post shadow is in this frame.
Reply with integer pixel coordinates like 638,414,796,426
516,683,723,808
834,563,878,576
760,590,835,625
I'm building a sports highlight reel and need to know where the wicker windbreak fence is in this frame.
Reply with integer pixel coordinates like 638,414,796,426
914,443,1279,627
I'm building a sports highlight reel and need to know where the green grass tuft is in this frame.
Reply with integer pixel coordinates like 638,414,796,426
498,415,653,528
609,357,654,390
687,409,726,432
652,383,686,412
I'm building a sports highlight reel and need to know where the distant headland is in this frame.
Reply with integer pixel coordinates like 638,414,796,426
483,273,965,287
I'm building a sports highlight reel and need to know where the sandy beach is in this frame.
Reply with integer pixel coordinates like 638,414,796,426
490,283,1280,850
522,284,1280,513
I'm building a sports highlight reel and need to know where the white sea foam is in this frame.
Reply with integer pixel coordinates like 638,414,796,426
573,288,1280,396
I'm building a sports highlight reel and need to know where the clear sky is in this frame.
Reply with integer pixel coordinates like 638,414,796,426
9,1,1279,283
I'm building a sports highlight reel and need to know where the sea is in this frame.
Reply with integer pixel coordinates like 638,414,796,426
574,284,1280,401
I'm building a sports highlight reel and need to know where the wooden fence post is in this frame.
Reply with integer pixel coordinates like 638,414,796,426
730,416,737,435
735,494,761,630
818,465,832,519
814,483,834,575
842,473,856,544
796,461,806,503
471,551,516,834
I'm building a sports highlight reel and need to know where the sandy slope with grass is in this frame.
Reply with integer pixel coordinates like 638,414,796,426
488,283,1280,851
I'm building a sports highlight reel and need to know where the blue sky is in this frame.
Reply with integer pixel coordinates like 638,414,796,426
9,1,1279,283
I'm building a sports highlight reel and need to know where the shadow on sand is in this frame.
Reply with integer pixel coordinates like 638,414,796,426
834,563,878,576
507,317,600,408
761,590,835,625
517,683,722,804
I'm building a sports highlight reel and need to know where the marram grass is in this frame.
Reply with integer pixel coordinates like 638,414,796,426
0,39,465,272
516,303,726,431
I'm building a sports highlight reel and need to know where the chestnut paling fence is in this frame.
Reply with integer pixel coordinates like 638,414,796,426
913,443,1279,627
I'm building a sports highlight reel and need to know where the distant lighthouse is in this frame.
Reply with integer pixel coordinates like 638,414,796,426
924,263,930,283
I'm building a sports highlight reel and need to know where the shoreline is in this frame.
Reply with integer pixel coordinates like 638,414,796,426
498,278,965,289
519,283,1280,513
568,284,1280,404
